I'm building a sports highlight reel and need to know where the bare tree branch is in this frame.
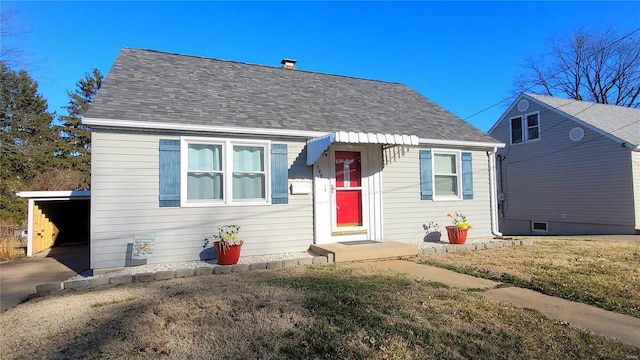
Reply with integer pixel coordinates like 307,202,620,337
516,27,640,108
0,7,31,68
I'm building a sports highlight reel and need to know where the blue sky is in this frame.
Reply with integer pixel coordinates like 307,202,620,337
4,1,639,131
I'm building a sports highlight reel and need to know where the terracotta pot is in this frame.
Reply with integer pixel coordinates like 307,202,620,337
445,226,468,245
214,241,242,265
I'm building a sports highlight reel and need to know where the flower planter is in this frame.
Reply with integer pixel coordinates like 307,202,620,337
214,241,242,265
445,226,468,245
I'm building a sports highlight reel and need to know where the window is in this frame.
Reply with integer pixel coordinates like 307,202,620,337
433,152,459,198
181,138,269,206
187,144,223,200
526,113,539,141
531,221,548,232
510,117,523,144
510,112,540,144
419,150,473,201
232,146,265,199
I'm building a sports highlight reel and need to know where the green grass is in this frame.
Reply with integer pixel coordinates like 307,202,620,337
419,237,640,318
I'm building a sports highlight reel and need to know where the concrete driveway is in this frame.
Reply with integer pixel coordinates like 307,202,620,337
0,244,89,312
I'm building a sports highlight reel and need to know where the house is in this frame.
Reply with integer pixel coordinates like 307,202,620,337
488,93,640,235
83,48,504,270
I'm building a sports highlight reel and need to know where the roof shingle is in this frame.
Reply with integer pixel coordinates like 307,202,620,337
86,48,497,143
527,93,640,147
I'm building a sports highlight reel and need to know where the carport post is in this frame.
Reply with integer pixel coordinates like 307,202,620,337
26,198,34,256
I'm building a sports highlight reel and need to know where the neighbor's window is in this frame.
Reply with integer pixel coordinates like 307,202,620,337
182,138,269,206
510,116,523,144
433,151,460,199
526,113,539,141
531,221,548,232
510,112,540,144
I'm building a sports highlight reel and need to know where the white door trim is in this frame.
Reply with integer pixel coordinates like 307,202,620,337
313,144,383,244
330,146,369,241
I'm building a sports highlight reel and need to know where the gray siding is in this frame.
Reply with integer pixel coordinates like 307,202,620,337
490,100,636,235
381,146,493,243
90,130,313,269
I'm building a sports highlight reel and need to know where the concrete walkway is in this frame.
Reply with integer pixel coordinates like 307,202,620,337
0,244,89,312
370,260,640,348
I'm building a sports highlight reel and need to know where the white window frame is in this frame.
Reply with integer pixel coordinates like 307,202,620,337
432,149,462,201
510,111,540,145
180,137,271,207
510,116,524,144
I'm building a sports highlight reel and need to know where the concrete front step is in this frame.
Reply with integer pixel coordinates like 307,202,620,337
310,241,418,263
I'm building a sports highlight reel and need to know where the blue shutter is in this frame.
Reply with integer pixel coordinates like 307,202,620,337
419,150,433,200
159,140,181,207
462,152,473,200
271,144,288,204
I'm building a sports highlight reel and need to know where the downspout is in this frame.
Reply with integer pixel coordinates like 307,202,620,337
498,154,505,217
488,148,502,237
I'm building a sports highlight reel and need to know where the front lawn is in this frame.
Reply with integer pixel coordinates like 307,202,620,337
1,263,638,359
419,237,640,318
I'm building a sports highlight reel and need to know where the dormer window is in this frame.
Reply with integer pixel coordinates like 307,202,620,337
510,111,540,144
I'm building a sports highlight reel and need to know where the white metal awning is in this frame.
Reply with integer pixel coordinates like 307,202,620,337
306,131,419,165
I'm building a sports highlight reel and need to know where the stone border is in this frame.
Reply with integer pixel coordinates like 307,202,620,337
34,239,534,298
34,255,331,297
419,238,534,256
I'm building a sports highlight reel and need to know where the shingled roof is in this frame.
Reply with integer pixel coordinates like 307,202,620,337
85,48,498,143
526,93,640,148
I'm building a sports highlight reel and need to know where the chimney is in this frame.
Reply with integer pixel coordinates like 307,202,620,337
280,58,297,70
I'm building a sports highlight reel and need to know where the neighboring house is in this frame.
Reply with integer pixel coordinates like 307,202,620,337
489,93,640,235
83,48,504,270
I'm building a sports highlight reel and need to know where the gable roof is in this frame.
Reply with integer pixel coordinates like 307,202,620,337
85,48,499,145
523,93,639,149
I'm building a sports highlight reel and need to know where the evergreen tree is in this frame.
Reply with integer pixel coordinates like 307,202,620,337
0,61,57,223
57,68,102,188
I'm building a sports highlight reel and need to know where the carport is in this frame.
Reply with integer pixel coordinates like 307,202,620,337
16,191,90,256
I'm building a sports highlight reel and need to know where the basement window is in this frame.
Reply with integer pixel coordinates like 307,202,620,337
531,221,548,232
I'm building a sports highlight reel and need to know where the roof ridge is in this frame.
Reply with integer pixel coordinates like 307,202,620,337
123,47,406,87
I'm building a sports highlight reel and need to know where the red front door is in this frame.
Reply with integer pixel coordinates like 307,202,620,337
334,151,363,228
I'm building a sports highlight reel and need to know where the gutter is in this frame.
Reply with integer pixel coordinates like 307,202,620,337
487,147,502,237
83,117,506,149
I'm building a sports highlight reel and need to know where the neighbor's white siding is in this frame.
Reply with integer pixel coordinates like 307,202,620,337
90,130,313,269
490,99,636,235
381,146,493,243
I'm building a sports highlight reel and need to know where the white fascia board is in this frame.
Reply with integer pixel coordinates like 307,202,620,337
83,117,328,138
16,190,91,199
84,117,506,149
418,138,505,149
